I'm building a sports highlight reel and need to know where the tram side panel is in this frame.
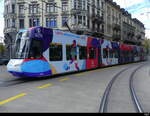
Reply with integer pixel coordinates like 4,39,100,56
101,39,114,66
86,37,99,69
47,30,87,75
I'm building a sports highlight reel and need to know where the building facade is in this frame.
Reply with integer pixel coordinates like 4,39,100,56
104,0,145,45
4,0,145,49
0,36,5,58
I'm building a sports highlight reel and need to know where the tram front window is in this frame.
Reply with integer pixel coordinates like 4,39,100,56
29,40,42,59
14,31,31,59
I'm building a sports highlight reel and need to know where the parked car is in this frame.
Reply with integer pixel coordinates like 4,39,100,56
0,59,9,65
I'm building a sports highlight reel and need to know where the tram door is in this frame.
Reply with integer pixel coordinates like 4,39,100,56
98,45,102,67
86,37,99,69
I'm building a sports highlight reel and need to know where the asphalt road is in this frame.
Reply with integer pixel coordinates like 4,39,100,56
0,61,149,113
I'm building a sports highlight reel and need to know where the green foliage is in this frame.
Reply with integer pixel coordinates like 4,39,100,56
143,38,150,54
0,44,5,55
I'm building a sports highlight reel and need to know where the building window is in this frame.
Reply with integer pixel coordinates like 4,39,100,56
46,18,57,28
19,19,24,29
46,3,57,13
62,0,68,12
62,16,68,27
12,18,16,28
29,18,40,27
29,4,39,14
5,5,9,13
74,0,77,9
78,0,82,9
74,15,77,24
19,5,24,14
49,43,63,61
6,19,10,28
83,16,86,26
82,0,86,10
78,15,82,24
12,4,15,13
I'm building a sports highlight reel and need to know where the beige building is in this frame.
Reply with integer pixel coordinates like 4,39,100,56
104,0,145,45
4,0,145,46
104,0,121,41
4,0,105,40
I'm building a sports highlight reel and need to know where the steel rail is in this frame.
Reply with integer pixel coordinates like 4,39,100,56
99,66,131,113
129,64,146,113
99,63,146,113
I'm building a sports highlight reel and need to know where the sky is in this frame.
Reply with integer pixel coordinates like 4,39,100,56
0,0,4,38
0,0,149,38
113,0,150,38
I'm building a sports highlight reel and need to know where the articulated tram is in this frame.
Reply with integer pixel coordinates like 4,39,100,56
7,26,147,77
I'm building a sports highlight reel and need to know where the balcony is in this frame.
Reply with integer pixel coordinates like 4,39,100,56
61,10,70,15
18,13,25,18
71,24,88,31
45,11,58,17
71,9,87,15
4,27,17,34
112,34,121,41
91,14,104,24
112,24,121,31
28,13,41,17
4,13,17,18
122,32,143,45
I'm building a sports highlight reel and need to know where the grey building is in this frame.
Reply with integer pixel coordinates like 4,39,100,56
104,0,145,45
3,0,145,52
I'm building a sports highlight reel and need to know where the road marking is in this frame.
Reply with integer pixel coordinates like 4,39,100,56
37,83,54,89
75,72,90,77
57,77,70,82
75,73,86,77
0,93,27,106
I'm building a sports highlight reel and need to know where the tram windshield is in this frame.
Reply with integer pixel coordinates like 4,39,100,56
14,31,31,59
14,30,43,59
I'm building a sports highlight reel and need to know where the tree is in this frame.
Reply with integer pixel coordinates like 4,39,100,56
143,37,150,55
0,44,5,57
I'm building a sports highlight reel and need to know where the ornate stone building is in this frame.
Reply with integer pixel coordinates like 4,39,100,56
104,0,145,45
4,0,145,49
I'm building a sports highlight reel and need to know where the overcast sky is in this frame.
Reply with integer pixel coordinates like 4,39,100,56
0,0,4,38
113,0,150,38
0,0,149,38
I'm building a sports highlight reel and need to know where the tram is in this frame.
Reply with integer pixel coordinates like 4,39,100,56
7,26,147,77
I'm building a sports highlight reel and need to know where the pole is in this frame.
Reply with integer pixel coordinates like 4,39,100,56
41,0,44,27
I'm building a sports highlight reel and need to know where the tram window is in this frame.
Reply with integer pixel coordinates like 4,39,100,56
49,44,62,61
120,50,123,57
29,40,42,59
89,47,96,59
79,46,87,59
122,51,126,57
66,45,77,60
114,50,119,58
124,51,128,58
135,52,138,57
103,49,108,58
109,49,113,58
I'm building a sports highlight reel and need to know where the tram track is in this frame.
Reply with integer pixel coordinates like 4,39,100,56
99,63,146,113
0,76,52,87
0,78,32,87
